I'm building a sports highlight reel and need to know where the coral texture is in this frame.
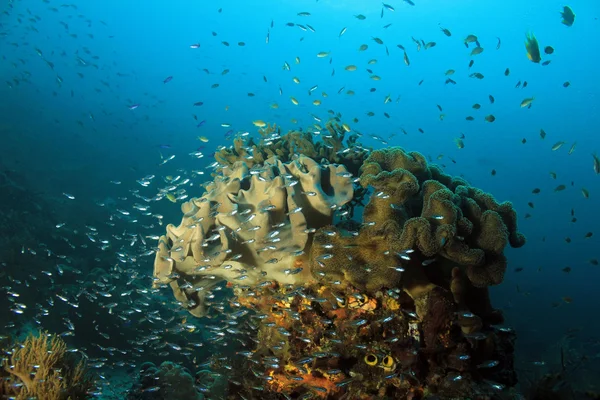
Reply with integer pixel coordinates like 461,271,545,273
228,281,518,400
154,134,525,399
153,155,354,316
214,121,369,176
0,332,92,400
311,146,525,300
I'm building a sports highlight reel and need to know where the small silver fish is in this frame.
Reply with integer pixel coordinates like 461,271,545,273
349,319,368,327
477,360,499,369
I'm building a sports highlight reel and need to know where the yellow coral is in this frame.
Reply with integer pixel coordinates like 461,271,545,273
154,155,354,316
1,332,91,400
384,297,400,311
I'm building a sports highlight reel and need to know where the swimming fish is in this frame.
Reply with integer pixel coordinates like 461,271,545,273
520,97,535,108
470,46,484,56
593,153,600,174
551,141,566,151
561,6,575,27
525,32,541,63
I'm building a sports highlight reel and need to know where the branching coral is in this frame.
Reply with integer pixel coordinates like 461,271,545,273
153,155,354,317
1,331,92,400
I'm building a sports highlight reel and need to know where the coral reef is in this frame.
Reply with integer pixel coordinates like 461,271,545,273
0,331,93,399
225,282,517,399
311,146,525,319
153,155,354,317
214,121,370,176
155,129,526,399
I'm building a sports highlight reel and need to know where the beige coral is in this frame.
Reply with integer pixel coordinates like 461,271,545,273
214,122,369,176
1,332,90,400
154,155,354,317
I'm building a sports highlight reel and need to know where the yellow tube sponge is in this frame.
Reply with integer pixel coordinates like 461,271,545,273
153,155,354,316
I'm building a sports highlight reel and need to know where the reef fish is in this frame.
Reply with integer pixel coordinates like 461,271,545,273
561,6,575,26
593,153,600,174
525,32,541,63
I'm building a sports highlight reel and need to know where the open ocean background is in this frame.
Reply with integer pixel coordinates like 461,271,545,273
1,0,600,396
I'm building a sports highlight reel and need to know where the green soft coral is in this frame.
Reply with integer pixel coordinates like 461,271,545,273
311,146,525,298
310,225,404,292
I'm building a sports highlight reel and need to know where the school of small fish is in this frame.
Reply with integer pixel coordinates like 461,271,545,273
1,0,598,397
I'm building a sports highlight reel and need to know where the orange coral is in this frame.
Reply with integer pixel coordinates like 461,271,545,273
267,365,344,398
347,295,378,311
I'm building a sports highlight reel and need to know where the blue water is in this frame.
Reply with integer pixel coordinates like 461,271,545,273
2,0,600,396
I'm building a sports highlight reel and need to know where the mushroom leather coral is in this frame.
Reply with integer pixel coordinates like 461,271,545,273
357,147,525,289
154,155,353,317
310,145,525,324
310,224,405,293
215,122,369,176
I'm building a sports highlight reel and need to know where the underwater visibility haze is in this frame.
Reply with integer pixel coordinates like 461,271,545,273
1,0,600,399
